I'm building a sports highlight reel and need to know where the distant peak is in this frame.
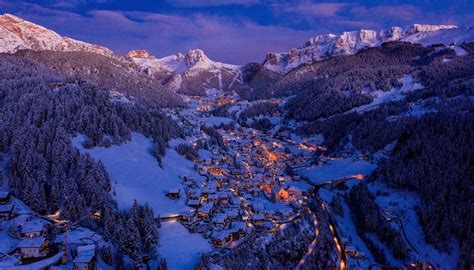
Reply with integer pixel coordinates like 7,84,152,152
264,23,470,74
127,50,153,59
184,49,210,68
0,13,113,56
403,24,458,36
411,24,457,32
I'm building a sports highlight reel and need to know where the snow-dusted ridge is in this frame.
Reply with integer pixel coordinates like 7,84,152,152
264,24,474,74
0,13,113,56
128,48,239,75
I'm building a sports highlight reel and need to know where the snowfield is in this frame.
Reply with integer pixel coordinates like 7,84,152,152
200,116,234,127
298,157,376,185
158,221,211,270
351,75,424,114
73,133,206,217
368,182,460,269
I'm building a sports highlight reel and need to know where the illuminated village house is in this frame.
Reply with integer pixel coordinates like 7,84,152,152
166,189,180,199
0,191,11,204
271,186,289,202
0,204,14,219
73,245,96,270
21,220,48,238
17,236,49,258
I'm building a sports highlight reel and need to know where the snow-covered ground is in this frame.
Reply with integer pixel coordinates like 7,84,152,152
368,182,460,269
5,252,64,269
298,157,376,185
73,133,206,217
200,116,234,127
351,75,423,114
158,221,211,270
319,189,374,269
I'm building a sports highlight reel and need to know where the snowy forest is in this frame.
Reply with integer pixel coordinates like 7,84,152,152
293,42,474,268
0,54,182,263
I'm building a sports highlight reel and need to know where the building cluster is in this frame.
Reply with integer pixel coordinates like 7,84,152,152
164,103,323,250
0,191,103,269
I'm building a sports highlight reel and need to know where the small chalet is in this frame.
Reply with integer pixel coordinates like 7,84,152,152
0,204,15,219
229,222,247,239
250,187,260,197
0,191,11,204
180,211,194,222
166,189,180,199
212,214,229,229
226,209,240,220
287,186,303,198
289,162,307,172
186,189,202,200
197,203,214,221
210,231,232,247
271,186,289,202
17,236,49,258
207,194,219,202
74,245,96,270
186,199,201,208
217,192,231,204
21,220,48,238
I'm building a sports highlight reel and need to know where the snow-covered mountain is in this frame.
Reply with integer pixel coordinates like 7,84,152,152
128,49,240,95
264,24,474,73
128,49,238,74
0,13,113,57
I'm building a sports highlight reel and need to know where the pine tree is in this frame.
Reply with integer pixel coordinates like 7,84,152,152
142,204,158,254
124,217,142,260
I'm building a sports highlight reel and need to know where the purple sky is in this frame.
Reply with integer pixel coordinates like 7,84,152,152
1,0,472,64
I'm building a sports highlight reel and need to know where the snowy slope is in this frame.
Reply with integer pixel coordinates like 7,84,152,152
368,182,460,269
264,24,473,73
158,221,211,270
349,75,424,114
298,157,376,185
73,133,206,217
0,13,113,56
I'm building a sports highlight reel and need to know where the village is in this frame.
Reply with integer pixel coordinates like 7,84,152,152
161,93,361,269
0,92,366,270
0,189,108,269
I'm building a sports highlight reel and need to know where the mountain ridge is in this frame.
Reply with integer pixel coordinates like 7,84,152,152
0,13,113,57
263,24,473,73
1,13,473,97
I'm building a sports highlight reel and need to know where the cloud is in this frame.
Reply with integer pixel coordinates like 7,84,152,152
0,1,313,63
1,0,472,64
282,2,349,18
350,5,421,24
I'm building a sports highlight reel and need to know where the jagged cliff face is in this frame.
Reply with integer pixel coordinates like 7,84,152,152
0,14,113,57
128,49,242,95
263,24,471,74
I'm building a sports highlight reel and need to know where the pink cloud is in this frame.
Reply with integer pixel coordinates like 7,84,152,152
0,2,314,64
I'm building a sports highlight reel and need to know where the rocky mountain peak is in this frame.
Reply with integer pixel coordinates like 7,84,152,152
184,49,210,68
127,50,154,59
0,13,113,56
264,24,470,74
